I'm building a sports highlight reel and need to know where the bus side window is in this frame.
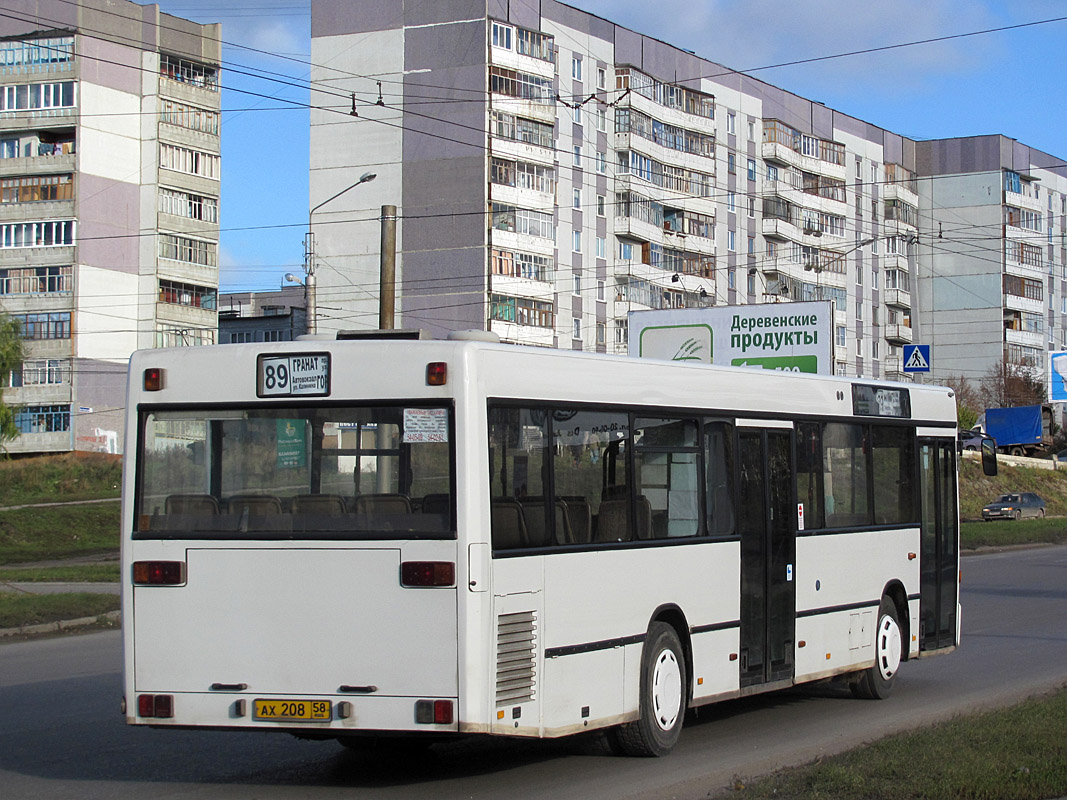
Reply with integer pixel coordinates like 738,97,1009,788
795,422,825,530
705,421,736,537
488,406,548,551
635,418,700,539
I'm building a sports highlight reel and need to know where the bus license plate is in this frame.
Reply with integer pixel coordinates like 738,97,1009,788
252,698,332,722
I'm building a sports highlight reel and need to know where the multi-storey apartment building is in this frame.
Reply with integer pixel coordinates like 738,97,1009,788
916,136,1067,385
218,286,308,345
0,0,220,454
309,0,922,381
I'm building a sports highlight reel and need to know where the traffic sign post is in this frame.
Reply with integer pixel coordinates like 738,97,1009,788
903,344,931,373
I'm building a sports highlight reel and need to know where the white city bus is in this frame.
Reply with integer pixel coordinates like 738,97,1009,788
121,331,988,756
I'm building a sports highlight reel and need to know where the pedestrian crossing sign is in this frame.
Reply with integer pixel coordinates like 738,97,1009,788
903,344,930,373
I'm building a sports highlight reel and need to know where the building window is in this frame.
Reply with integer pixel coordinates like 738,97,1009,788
14,312,70,339
747,272,755,294
0,36,74,70
571,56,582,81
9,358,68,387
490,66,553,104
160,99,219,135
572,188,581,209
491,203,555,239
597,280,605,301
728,268,735,289
0,81,75,111
1,174,73,203
0,219,74,248
596,107,606,131
728,230,735,251
155,324,216,348
728,153,735,173
14,404,70,434
748,197,755,218
596,150,606,173
596,322,605,345
159,53,218,91
596,236,605,259
727,192,736,213
158,187,219,223
573,318,582,339
491,111,554,148
573,145,582,166
514,27,553,61
747,236,755,255
491,21,512,50
263,330,288,342
747,158,756,181
856,299,863,320
597,194,605,216
837,326,846,347
492,248,553,281
726,112,735,135
572,230,581,252
490,294,554,327
159,279,217,309
0,265,71,294
747,120,754,140
573,273,581,295
597,67,606,89
160,143,220,180
573,105,582,125
159,233,218,266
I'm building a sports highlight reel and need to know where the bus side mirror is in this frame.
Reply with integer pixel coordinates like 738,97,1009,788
981,438,998,477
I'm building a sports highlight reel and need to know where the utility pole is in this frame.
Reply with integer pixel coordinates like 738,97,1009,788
379,204,397,330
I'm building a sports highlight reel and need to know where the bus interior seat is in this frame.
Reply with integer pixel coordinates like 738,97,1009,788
594,498,632,543
291,493,348,515
165,493,219,515
560,496,592,544
421,493,450,515
227,494,283,516
354,494,413,515
491,498,528,549
634,494,654,539
518,498,573,546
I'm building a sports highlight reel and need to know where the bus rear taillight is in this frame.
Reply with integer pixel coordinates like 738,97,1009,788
137,694,173,718
400,561,455,587
133,561,185,586
415,699,453,724
426,362,447,385
143,367,164,391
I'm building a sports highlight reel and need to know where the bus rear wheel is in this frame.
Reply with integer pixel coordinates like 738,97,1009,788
611,622,686,757
851,597,901,700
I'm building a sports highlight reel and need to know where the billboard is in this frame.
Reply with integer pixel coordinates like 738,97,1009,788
1049,350,1067,403
628,302,834,375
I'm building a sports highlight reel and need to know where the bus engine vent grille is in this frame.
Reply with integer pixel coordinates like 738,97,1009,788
496,610,537,707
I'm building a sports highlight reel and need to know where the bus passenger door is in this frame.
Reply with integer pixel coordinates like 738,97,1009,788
918,439,958,650
738,427,796,688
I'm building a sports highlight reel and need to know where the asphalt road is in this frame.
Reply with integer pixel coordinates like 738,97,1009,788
1,545,1065,800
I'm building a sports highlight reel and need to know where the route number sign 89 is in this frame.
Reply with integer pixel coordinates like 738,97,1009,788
257,353,331,397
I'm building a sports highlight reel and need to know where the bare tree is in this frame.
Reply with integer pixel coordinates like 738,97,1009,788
942,374,981,429
0,313,25,449
978,356,1046,410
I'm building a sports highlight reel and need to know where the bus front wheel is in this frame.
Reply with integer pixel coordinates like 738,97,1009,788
611,622,686,757
851,597,901,700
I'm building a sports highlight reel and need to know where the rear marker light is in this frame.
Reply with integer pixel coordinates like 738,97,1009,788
426,362,447,386
400,561,455,587
137,694,174,718
143,367,164,391
414,699,454,724
133,561,184,586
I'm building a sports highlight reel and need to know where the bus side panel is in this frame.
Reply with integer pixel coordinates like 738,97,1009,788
794,528,919,682
539,542,739,736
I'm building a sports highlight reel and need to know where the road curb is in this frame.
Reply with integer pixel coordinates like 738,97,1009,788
0,609,120,639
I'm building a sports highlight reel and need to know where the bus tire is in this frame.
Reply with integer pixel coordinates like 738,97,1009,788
613,622,686,757
851,597,901,700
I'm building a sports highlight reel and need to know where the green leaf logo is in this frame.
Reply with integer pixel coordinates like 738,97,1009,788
672,338,704,361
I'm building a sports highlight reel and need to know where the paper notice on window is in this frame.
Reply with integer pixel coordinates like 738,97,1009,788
403,408,448,443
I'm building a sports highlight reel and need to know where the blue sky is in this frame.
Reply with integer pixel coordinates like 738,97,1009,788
154,0,1067,292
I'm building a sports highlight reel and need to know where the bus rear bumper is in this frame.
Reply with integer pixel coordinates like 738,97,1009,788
125,691,460,734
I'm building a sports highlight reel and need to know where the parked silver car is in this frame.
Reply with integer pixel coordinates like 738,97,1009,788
981,492,1046,521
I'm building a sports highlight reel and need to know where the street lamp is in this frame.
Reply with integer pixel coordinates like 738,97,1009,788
304,171,377,334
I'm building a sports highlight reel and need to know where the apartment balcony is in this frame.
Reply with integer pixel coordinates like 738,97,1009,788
881,252,908,272
882,357,911,383
0,150,75,177
3,429,71,455
760,140,847,181
885,324,913,345
491,320,554,348
491,135,554,167
156,301,218,328
616,89,716,136
883,287,911,309
488,45,555,79
490,94,556,125
492,273,554,301
1005,327,1043,348
1005,188,1043,213
1004,292,1044,315
882,182,919,208
881,217,917,238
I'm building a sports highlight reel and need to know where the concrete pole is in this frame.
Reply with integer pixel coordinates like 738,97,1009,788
379,204,397,330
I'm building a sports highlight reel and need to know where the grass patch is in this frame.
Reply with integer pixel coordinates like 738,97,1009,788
0,593,119,629
0,453,122,506
961,518,1067,550
0,504,120,566
720,688,1067,800
0,564,119,582
959,458,1067,520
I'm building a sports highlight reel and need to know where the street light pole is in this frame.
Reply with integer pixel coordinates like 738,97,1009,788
304,171,377,334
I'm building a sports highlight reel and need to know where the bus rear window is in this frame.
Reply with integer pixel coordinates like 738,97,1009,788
134,405,455,539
